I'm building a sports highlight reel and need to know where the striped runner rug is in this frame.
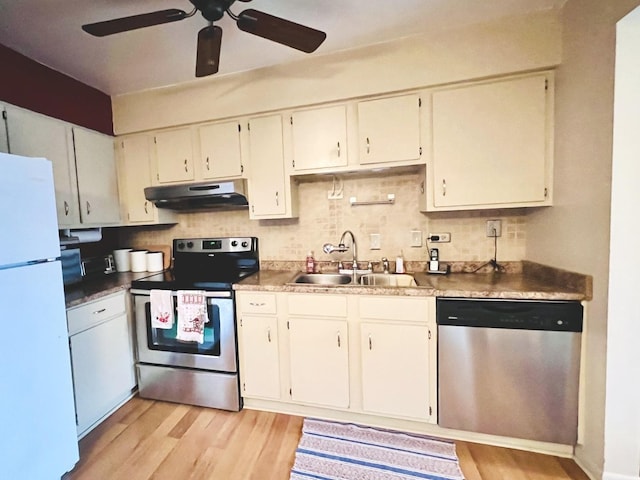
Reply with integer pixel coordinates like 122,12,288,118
290,418,466,480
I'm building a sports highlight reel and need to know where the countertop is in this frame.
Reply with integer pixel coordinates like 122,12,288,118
64,271,153,309
64,261,592,307
234,261,592,301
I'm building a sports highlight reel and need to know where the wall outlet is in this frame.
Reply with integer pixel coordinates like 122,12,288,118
369,233,381,250
410,230,422,247
428,232,451,243
486,219,502,237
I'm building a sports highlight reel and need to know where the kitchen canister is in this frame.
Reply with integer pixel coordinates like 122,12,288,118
130,250,148,272
113,248,133,272
146,251,164,273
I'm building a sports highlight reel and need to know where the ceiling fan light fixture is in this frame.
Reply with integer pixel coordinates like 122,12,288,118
196,25,223,77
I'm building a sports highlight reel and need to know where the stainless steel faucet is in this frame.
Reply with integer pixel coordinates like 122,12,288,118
381,257,390,274
323,230,358,271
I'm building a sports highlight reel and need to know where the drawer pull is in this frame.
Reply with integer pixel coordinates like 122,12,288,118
92,308,107,315
267,328,272,343
337,331,341,348
368,334,372,350
184,159,188,172
249,302,266,307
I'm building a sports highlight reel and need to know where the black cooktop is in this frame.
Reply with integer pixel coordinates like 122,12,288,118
131,236,259,292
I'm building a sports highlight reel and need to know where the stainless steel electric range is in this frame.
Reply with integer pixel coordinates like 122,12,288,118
130,237,259,411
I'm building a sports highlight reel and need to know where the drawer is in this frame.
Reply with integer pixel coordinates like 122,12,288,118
288,294,347,318
358,296,430,323
67,291,127,335
238,293,277,315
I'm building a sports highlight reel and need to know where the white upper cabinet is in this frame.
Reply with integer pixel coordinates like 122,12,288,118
357,93,422,166
5,105,80,226
290,105,348,172
73,127,121,225
425,73,552,211
154,128,195,183
0,105,8,153
118,135,154,223
247,114,297,219
198,121,243,180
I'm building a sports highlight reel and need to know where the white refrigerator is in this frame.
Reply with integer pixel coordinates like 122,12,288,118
0,153,79,478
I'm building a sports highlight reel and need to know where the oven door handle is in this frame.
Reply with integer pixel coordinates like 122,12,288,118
131,289,232,299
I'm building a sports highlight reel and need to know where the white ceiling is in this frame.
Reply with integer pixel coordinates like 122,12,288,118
0,0,565,97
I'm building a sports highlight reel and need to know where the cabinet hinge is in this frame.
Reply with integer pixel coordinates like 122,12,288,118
238,123,241,132
239,318,243,327
1,110,6,120
247,122,251,132
418,97,422,108
153,136,157,144
429,406,432,416
242,382,246,392
241,164,244,174
287,321,290,330
419,146,422,156
157,173,160,181
428,329,431,340
121,141,125,149
127,213,130,221
292,159,295,168
544,187,549,198
290,116,293,125
545,79,549,91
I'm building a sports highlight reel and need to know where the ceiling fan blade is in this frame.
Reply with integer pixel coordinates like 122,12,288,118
82,9,188,37
237,9,326,53
196,25,223,77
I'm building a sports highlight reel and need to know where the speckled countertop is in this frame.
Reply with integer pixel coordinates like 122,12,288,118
64,271,153,309
234,261,592,301
64,261,592,307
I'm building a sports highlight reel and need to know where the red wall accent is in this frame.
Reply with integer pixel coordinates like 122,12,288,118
0,43,113,135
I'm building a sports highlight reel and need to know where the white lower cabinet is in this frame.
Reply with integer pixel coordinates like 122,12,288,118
289,317,350,408
237,290,437,424
67,292,136,437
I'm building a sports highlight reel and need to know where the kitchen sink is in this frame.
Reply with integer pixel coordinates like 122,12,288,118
290,272,418,287
358,273,417,287
292,273,354,285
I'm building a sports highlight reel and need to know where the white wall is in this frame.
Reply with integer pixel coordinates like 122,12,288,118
602,9,640,480
112,10,561,134
526,1,640,478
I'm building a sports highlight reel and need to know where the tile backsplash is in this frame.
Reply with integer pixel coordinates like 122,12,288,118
119,170,527,266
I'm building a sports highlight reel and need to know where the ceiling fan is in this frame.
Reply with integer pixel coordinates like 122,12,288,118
82,0,327,77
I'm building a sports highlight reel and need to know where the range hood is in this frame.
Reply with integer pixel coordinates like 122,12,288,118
144,179,249,210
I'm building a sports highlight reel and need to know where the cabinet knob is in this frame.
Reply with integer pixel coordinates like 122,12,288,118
144,201,148,214
206,157,210,171
184,159,188,172
337,331,341,348
64,200,69,216
442,179,447,197
368,334,372,350
86,201,91,215
275,191,279,206
366,137,370,154
337,141,341,158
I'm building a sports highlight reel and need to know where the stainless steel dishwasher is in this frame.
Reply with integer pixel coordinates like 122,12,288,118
437,298,583,445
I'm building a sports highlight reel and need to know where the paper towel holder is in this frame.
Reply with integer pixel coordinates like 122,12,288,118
59,227,102,245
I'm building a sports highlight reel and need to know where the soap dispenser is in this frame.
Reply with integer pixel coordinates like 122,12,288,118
306,251,316,273
395,251,405,274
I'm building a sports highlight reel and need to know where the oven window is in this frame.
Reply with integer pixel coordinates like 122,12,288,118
145,301,221,356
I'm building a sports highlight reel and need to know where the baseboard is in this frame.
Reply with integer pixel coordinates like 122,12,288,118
602,474,640,480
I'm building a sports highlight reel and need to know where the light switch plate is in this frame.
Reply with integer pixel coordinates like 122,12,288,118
410,230,422,247
370,233,381,250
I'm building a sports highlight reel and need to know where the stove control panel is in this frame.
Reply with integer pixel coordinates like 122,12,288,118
174,237,257,254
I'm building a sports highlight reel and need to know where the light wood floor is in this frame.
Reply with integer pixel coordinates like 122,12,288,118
64,396,591,480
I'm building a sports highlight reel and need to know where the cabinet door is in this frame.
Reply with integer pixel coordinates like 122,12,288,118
73,127,121,225
239,315,280,399
291,105,347,171
199,121,243,179
0,105,8,153
358,94,421,165
70,313,136,435
431,74,549,208
119,135,155,223
289,317,349,408
247,115,287,217
360,322,431,420
154,128,195,183
5,106,80,226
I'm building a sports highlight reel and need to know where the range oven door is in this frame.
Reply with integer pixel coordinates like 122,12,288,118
132,290,237,373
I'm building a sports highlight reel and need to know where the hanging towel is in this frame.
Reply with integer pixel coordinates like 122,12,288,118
150,289,174,329
176,290,209,344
